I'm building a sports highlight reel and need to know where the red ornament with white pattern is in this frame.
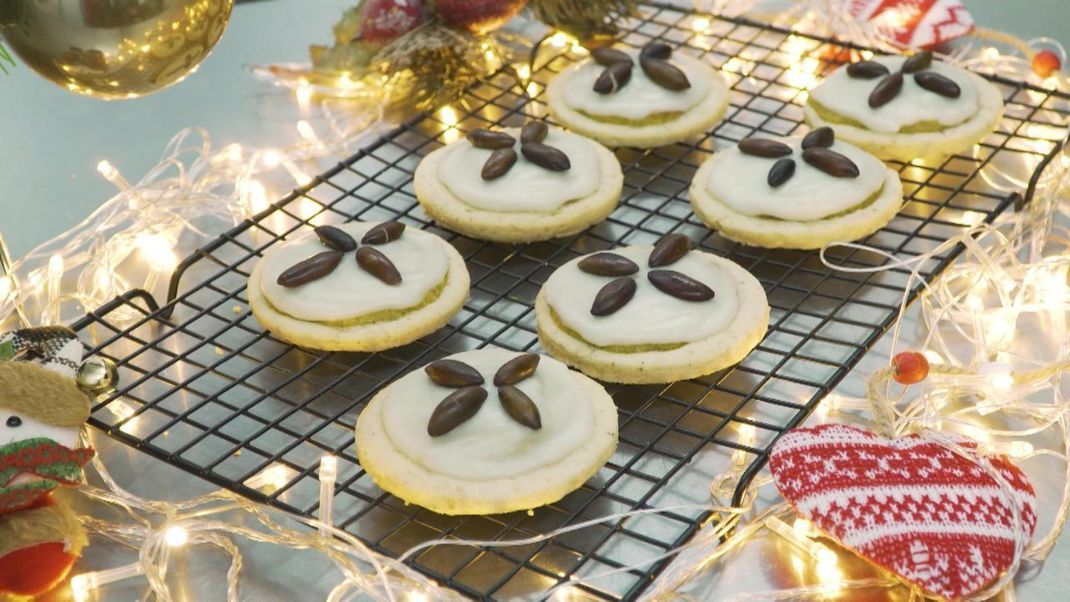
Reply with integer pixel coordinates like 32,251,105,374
770,424,1036,600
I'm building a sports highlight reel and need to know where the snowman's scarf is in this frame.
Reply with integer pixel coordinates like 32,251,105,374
0,438,93,514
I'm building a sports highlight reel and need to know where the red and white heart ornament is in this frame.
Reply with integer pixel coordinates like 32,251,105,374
770,423,1036,600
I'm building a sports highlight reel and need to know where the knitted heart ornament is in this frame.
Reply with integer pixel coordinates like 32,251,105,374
769,424,1036,600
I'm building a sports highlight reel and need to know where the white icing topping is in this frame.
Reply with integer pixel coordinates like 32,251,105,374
439,128,601,212
561,50,713,120
381,349,595,481
810,56,980,134
705,137,886,222
259,222,449,322
1,412,78,448
544,246,740,347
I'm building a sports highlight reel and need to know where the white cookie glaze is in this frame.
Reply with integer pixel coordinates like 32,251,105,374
380,349,595,480
705,138,886,222
438,128,601,212
561,50,713,120
544,246,740,347
810,56,980,134
259,223,449,322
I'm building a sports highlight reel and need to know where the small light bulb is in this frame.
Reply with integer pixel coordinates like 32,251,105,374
981,362,1014,390
262,150,282,168
96,160,117,180
319,455,338,481
164,525,188,547
48,254,63,276
692,17,710,32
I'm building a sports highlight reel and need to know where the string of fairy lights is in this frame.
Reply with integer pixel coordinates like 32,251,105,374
3,1,1070,600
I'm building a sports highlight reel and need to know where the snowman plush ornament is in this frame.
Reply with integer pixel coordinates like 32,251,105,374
0,327,96,599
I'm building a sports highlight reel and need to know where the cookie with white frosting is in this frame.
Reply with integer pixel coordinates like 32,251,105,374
535,234,768,383
248,221,469,351
805,51,1004,162
546,42,730,148
414,121,622,242
690,128,904,249
355,348,617,515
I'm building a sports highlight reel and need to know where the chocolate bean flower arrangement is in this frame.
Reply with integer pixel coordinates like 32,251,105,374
276,221,406,287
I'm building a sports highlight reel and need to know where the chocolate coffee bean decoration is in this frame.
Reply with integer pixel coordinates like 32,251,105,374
591,277,637,316
648,233,691,267
647,270,715,302
901,51,933,74
314,225,357,252
356,247,402,285
277,251,344,287
361,221,406,245
522,142,571,171
493,353,540,386
481,147,517,180
425,359,484,387
868,72,904,108
591,47,631,66
640,57,690,91
802,147,860,178
913,71,961,99
498,385,542,429
427,386,488,437
767,158,796,188
578,252,640,277
801,126,835,149
594,60,633,94
738,138,793,158
640,41,672,61
468,129,516,149
846,60,890,79
521,121,549,144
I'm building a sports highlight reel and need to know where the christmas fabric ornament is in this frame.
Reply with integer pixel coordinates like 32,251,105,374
0,326,94,599
849,0,975,49
770,423,1036,601
433,0,528,34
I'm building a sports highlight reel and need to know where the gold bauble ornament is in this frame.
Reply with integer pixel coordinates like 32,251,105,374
77,356,118,393
0,0,233,99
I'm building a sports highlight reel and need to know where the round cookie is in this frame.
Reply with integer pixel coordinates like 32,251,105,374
248,221,469,351
805,51,1004,162
355,348,618,515
536,234,769,384
690,128,904,249
546,42,730,148
414,122,623,242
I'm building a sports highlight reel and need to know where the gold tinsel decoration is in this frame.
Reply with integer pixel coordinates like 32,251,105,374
372,20,505,111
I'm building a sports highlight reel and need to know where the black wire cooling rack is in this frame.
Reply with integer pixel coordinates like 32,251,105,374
70,3,1070,600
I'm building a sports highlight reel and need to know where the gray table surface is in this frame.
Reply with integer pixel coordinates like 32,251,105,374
2,1,1069,600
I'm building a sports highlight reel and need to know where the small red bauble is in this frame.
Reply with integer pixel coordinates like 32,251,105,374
892,351,929,384
1033,50,1062,78
357,0,427,44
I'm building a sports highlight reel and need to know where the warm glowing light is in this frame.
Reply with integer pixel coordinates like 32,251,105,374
692,17,711,32
96,160,119,180
164,525,189,547
732,424,756,469
439,106,461,143
814,544,844,590
548,32,570,48
246,179,269,216
262,149,282,168
516,63,531,81
922,350,944,365
793,518,813,539
136,233,178,272
48,254,64,279
223,143,242,162
960,210,987,227
981,362,1014,389
296,79,313,110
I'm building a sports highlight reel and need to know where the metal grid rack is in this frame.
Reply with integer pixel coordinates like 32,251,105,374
71,4,1069,600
